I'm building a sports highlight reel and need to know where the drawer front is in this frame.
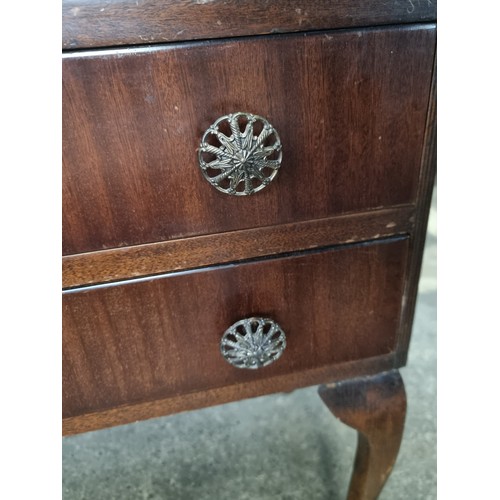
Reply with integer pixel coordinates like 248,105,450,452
63,237,408,419
63,26,435,255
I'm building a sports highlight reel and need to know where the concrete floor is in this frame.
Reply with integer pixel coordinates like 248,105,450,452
63,190,437,500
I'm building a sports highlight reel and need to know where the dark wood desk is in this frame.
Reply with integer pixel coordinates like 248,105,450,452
62,2,436,498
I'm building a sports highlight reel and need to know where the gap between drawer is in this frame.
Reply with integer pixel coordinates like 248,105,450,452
63,206,415,289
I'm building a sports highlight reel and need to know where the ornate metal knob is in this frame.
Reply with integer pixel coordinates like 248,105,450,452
198,112,282,196
220,317,287,369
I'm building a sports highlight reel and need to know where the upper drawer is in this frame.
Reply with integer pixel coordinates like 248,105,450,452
63,25,435,255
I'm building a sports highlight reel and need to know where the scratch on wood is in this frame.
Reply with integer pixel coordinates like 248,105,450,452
406,0,433,14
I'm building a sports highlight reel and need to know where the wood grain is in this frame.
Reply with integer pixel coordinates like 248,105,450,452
63,205,415,288
319,370,407,500
63,237,408,422
62,0,437,50
63,26,435,255
63,353,396,435
395,51,437,365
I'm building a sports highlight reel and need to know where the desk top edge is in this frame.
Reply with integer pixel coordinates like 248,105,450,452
62,0,437,50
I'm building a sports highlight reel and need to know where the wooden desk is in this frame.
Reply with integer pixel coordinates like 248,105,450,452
62,2,436,498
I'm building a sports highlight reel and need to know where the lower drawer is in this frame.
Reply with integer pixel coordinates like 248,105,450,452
63,237,408,422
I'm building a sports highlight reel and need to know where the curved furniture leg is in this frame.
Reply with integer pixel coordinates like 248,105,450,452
318,370,406,500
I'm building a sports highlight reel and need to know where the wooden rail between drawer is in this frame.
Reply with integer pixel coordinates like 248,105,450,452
63,206,415,288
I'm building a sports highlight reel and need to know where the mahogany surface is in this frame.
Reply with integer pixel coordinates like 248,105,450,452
63,354,397,435
63,25,435,255
395,56,436,365
63,237,408,423
62,0,436,50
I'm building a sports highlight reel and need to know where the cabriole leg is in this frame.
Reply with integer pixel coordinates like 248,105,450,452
318,370,407,500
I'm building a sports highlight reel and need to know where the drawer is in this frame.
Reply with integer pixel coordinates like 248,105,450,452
63,25,435,255
63,237,408,421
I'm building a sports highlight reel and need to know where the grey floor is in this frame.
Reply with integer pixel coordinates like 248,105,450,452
63,190,437,500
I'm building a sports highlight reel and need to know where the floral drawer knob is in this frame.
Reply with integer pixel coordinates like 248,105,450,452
220,317,287,369
198,112,282,196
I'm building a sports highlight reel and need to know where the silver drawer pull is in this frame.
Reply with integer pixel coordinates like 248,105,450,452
220,317,286,369
198,112,282,196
